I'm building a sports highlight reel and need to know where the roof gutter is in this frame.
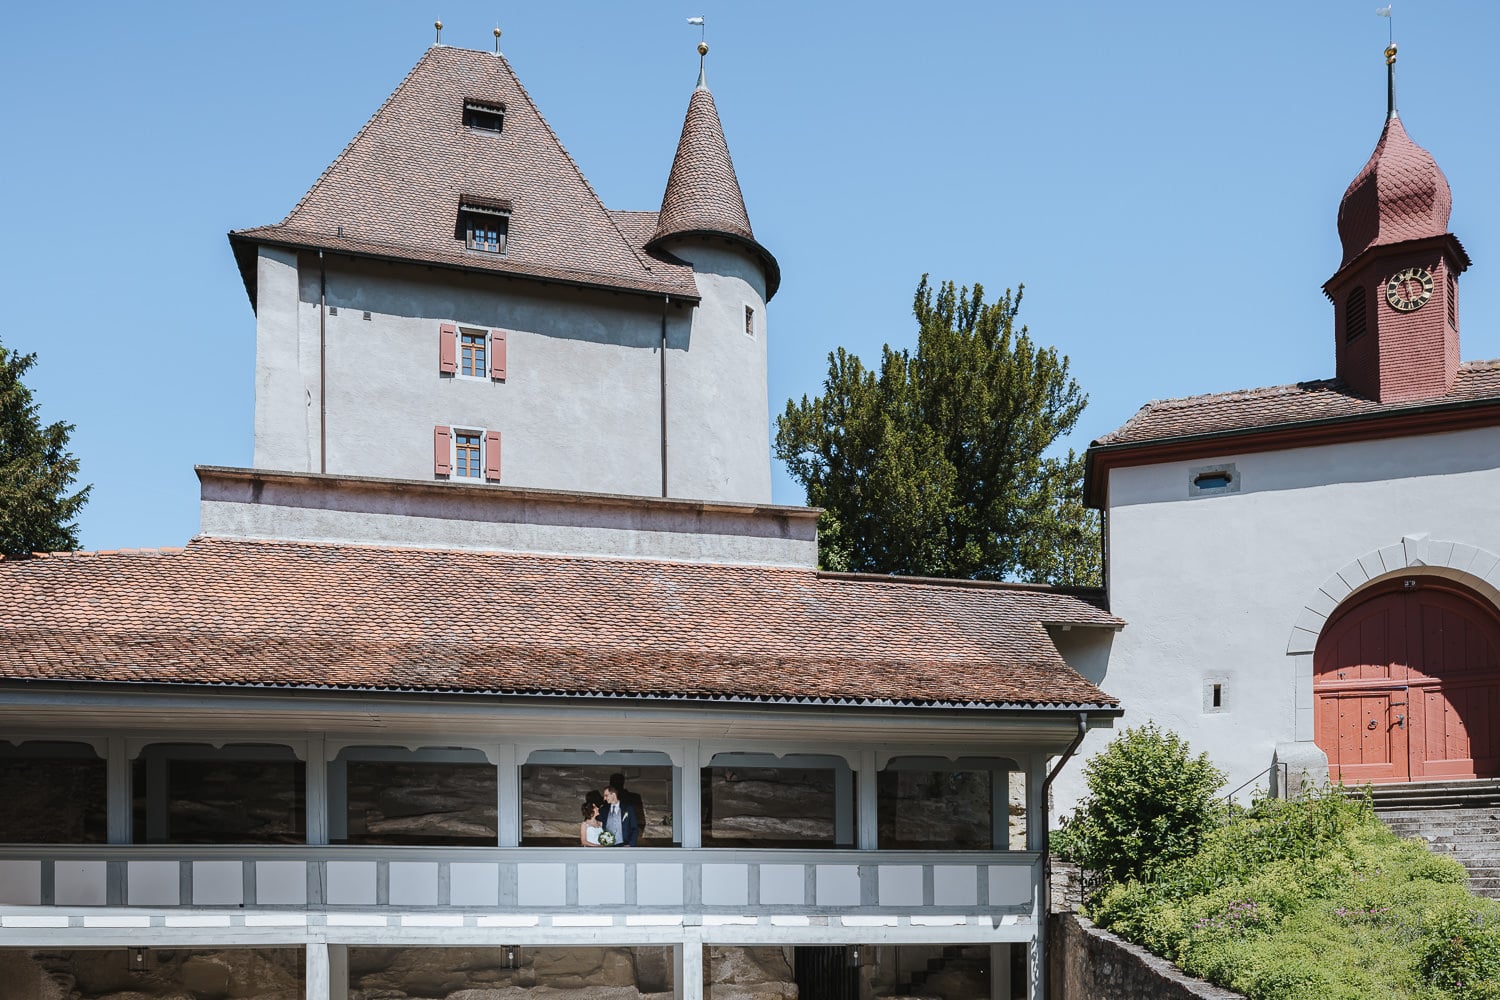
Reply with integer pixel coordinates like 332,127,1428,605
227,231,703,312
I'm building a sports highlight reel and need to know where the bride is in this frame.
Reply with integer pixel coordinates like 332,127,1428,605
579,798,605,846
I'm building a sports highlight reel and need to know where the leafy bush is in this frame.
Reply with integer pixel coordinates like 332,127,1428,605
1419,901,1500,998
1055,723,1224,885
1075,746,1500,1000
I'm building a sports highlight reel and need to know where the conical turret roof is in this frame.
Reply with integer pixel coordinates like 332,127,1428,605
649,67,780,298
1336,113,1452,266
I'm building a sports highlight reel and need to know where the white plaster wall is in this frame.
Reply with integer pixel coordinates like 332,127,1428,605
1051,425,1500,816
251,248,309,473
661,241,772,504
250,251,772,502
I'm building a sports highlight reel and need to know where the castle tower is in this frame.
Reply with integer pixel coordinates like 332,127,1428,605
1323,44,1471,403
647,43,780,501
229,41,777,504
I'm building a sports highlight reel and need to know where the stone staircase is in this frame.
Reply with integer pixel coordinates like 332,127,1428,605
1367,779,1500,898
885,944,991,1000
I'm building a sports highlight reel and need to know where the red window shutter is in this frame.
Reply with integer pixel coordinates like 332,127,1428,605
490,330,507,380
434,425,452,475
439,323,458,374
484,430,502,481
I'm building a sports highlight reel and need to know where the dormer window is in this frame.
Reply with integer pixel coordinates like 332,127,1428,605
463,100,505,133
458,196,512,255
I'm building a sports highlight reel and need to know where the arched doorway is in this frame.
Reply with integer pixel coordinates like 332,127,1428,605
1314,577,1500,783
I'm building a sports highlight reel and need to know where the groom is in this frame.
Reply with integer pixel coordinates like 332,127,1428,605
600,784,640,847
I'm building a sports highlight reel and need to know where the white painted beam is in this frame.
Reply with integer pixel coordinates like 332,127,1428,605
494,744,520,847
678,741,701,849
856,750,878,850
306,939,330,1000
306,735,328,846
106,736,130,845
674,938,704,1000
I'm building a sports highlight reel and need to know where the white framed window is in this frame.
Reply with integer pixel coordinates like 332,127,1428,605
454,429,483,479
433,425,502,482
459,330,487,379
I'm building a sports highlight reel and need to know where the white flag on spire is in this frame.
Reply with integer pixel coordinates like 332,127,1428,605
1376,4,1392,16
687,16,705,26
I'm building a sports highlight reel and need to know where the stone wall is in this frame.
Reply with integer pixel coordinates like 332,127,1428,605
0,948,303,1000
1048,914,1244,1000
349,945,675,998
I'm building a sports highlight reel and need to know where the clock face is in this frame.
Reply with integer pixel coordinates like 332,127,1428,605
1386,266,1435,312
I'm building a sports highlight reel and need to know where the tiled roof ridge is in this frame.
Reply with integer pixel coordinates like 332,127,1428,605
816,569,1113,600
8,546,186,561
1122,356,1500,416
280,47,436,226
490,49,658,279
178,534,816,576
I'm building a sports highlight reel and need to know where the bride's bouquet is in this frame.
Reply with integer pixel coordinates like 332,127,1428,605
598,830,618,847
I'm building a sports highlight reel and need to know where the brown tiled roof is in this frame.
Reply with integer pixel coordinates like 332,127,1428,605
0,538,1119,710
1094,360,1500,448
649,77,780,298
231,46,697,302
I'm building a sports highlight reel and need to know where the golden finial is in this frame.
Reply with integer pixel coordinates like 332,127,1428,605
494,25,502,54
1385,42,1398,66
697,41,709,57
434,20,443,44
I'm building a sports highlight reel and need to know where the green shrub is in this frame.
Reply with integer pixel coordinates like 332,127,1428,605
1056,723,1225,886
1419,902,1500,998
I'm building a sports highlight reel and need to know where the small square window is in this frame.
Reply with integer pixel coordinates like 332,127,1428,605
460,331,487,378
744,305,755,337
463,100,505,133
454,430,483,479
462,210,509,254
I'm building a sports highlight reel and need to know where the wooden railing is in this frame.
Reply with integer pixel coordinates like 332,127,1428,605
0,847,1038,918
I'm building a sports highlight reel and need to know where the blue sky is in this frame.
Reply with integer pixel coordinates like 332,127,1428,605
4,2,1499,549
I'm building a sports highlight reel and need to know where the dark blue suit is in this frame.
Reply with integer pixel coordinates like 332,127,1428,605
606,800,640,846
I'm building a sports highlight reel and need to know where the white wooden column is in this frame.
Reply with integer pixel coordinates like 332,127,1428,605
306,735,328,846
674,940,704,1000
991,943,1012,1000
106,736,130,845
306,941,331,1000
494,745,520,847
1025,755,1047,853
678,741,702,849
834,762,855,846
856,749,879,850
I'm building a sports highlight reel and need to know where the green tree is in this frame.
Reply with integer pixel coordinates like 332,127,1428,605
775,275,1099,584
0,339,91,557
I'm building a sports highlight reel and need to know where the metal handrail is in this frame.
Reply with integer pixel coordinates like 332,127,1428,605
1222,762,1289,806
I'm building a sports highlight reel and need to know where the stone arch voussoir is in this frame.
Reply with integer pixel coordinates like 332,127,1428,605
1287,535,1500,655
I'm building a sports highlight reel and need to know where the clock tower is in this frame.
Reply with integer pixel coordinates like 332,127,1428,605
1323,44,1471,403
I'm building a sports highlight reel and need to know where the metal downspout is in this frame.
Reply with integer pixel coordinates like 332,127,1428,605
1037,712,1089,998
318,251,327,475
660,295,669,498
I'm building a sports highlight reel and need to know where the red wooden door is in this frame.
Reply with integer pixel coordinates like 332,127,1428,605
1314,581,1500,783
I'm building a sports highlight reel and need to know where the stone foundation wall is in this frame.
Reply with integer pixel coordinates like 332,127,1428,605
0,948,303,1000
1048,914,1243,1000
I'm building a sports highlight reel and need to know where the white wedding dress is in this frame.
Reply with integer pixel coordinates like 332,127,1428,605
584,824,602,846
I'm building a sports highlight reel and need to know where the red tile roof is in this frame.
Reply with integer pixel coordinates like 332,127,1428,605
649,76,780,298
231,46,698,302
1093,359,1500,448
0,538,1119,710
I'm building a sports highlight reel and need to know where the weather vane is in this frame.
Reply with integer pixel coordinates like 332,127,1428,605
1377,4,1392,45
687,16,706,42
